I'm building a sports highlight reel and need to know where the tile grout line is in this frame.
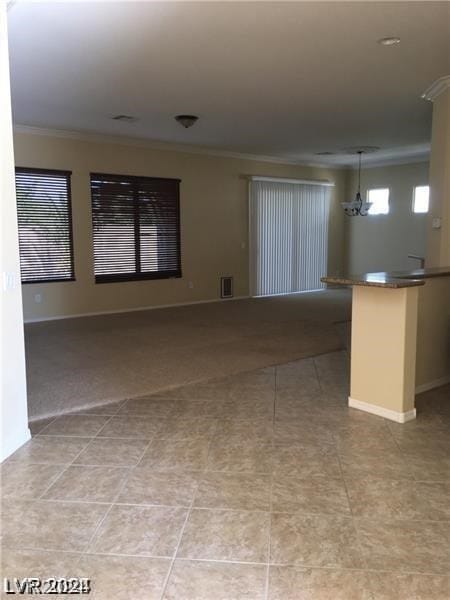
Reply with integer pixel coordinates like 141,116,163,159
336,447,381,592
19,496,450,524
64,428,157,570
264,471,274,600
265,365,277,599
38,413,114,437
316,359,376,584
29,415,57,435
382,416,429,484
157,495,196,600
13,359,450,597
312,356,324,395
34,430,114,501
81,447,145,558
93,412,171,440
157,418,219,600
36,413,118,447
4,540,450,578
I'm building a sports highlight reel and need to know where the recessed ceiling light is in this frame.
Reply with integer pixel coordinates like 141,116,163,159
112,115,138,123
378,37,401,46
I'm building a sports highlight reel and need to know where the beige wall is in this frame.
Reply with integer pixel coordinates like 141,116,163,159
346,162,429,274
14,131,347,321
1,6,30,460
416,276,450,389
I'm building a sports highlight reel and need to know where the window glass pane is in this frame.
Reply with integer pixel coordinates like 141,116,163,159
91,181,136,276
367,188,389,215
15,169,74,283
413,185,429,213
90,174,181,283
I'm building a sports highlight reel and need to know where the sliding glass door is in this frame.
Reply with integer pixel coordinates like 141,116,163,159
249,178,331,297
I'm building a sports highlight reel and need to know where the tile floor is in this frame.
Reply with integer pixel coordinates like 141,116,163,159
1,350,450,599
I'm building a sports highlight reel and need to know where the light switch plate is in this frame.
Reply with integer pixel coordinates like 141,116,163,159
2,272,17,291
432,217,442,229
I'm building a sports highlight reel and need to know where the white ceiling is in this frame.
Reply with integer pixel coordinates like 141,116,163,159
7,1,450,167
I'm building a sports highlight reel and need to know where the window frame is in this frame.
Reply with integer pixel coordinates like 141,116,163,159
412,185,430,214
90,172,182,284
15,166,75,284
366,187,390,216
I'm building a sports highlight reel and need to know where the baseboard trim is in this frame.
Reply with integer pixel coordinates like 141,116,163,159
1,425,31,463
348,397,416,423
24,295,251,324
415,375,450,394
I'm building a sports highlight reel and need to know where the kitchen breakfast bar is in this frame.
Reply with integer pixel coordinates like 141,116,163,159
322,268,450,423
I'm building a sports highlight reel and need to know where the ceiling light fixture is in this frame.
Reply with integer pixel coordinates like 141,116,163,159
341,151,372,216
175,115,199,129
378,36,401,46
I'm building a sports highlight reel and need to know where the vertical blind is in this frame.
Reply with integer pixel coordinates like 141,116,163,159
90,173,181,283
250,179,331,296
15,167,75,283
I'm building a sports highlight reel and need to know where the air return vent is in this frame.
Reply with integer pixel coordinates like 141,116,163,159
112,115,138,123
220,276,234,299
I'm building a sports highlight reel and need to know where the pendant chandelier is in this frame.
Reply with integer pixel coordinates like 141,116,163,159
341,151,372,216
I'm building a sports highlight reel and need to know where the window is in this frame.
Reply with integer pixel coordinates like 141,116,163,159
367,188,390,215
250,179,330,296
90,173,181,283
413,185,430,213
15,168,75,283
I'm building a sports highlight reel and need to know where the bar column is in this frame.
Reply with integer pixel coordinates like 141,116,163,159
349,284,420,423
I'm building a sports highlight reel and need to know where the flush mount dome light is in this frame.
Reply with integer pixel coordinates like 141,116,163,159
378,37,401,46
175,115,199,129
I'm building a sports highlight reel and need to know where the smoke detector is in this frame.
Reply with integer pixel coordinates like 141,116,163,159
378,37,401,46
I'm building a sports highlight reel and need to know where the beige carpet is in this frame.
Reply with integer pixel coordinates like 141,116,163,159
25,289,351,419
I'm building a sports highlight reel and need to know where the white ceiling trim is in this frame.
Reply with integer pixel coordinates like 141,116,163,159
348,156,429,170
13,124,430,170
13,124,340,170
422,75,450,102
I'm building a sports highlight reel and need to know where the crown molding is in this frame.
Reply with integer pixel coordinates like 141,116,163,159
13,124,428,171
348,155,430,170
13,124,342,170
422,75,450,102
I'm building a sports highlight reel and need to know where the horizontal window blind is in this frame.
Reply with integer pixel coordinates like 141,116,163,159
90,173,181,283
15,167,75,283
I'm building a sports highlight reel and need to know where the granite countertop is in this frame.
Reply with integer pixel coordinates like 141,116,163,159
321,267,450,289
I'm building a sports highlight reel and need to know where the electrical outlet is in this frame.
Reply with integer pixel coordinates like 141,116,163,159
188,281,194,289
34,293,42,303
